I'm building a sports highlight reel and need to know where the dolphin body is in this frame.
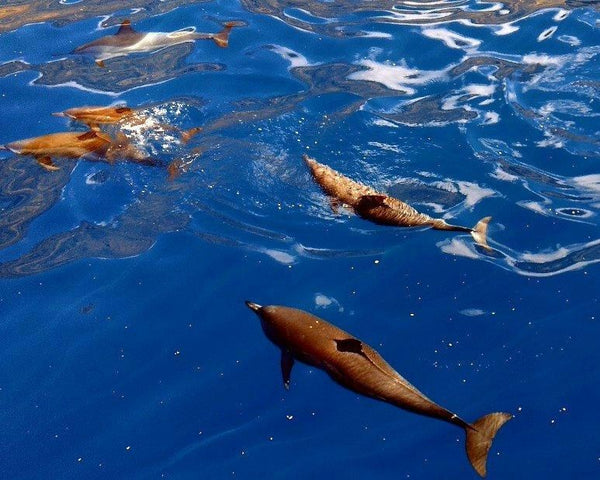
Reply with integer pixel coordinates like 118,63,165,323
55,105,135,127
54,105,203,143
73,20,242,67
2,130,156,170
303,154,491,248
245,302,511,477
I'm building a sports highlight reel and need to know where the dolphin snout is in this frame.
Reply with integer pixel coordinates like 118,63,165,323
245,301,262,312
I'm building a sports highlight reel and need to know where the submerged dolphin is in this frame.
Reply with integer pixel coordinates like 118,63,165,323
54,105,135,127
54,105,203,143
73,19,243,67
303,154,491,248
2,130,156,170
245,302,511,477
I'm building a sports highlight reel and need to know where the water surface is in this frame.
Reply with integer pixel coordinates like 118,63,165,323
1,1,599,478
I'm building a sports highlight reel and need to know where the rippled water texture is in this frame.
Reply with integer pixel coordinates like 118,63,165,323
1,1,600,479
0,0,598,276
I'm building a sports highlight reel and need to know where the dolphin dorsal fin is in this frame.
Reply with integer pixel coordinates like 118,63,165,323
335,338,364,354
357,194,387,209
116,20,135,35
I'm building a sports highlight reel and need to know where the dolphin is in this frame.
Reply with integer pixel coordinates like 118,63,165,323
245,302,511,477
54,105,203,143
54,105,135,127
73,19,243,67
2,130,156,170
303,154,491,248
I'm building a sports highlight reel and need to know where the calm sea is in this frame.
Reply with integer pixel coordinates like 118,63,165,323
1,1,599,478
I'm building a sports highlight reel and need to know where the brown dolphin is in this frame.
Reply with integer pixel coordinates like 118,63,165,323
245,302,511,477
73,19,243,67
303,154,491,248
2,130,156,170
55,105,135,127
54,105,203,143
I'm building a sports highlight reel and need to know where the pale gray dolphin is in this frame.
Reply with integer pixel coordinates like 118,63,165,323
73,19,244,67
304,154,491,248
245,302,511,477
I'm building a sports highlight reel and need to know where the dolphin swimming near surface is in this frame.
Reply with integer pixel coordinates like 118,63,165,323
73,19,244,67
303,154,491,248
54,105,203,143
54,105,135,127
245,302,512,477
2,130,156,170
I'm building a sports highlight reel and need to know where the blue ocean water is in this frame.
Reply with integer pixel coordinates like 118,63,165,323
1,1,599,478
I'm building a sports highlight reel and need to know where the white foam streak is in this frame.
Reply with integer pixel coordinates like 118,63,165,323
349,60,446,94
456,181,496,207
422,28,481,50
269,45,311,69
439,237,600,278
439,238,479,259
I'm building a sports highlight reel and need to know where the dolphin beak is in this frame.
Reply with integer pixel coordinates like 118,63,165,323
245,301,262,312
52,112,66,117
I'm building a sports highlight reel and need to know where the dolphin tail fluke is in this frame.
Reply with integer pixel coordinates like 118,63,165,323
470,216,491,249
465,412,512,477
212,21,244,48
212,23,234,48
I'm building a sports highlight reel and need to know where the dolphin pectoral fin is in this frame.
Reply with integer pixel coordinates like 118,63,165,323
465,412,512,477
36,156,59,171
357,194,388,210
281,350,294,390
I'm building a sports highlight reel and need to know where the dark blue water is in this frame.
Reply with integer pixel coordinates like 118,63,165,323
1,1,599,478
